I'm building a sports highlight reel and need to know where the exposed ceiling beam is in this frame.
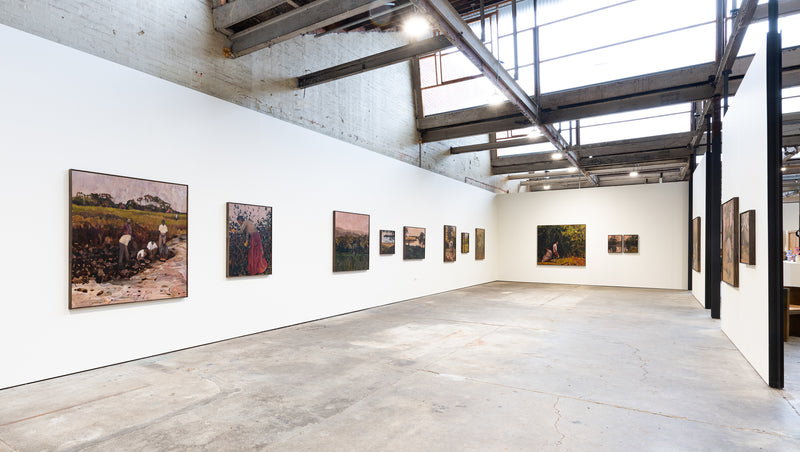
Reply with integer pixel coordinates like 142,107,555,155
492,160,572,175
297,35,452,89
689,0,758,151
571,132,695,158
229,0,393,57
580,149,694,168
410,0,597,185
213,0,287,35
450,135,548,154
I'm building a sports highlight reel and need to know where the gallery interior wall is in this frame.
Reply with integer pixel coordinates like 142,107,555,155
785,202,799,233
495,183,688,289
692,157,708,307
0,24,498,390
720,38,771,384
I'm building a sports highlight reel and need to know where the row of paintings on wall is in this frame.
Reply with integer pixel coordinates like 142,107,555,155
69,170,486,310
691,198,756,288
332,211,486,271
607,235,639,254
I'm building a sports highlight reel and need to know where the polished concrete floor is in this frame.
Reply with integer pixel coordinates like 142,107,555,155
1,282,799,451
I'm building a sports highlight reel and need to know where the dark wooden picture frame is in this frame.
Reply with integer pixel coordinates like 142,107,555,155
379,229,395,255
444,225,457,262
69,169,188,309
403,226,426,260
333,210,369,272
740,210,756,265
722,197,739,287
226,202,272,278
692,216,701,272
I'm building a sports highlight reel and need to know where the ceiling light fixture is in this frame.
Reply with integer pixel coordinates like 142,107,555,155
567,167,578,173
487,91,505,105
551,152,563,160
403,15,430,39
782,166,787,172
543,184,551,190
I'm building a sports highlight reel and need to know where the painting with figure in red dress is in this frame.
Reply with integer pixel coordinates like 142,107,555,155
69,169,188,309
227,202,272,278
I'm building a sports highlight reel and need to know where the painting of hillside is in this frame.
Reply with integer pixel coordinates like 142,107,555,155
333,211,369,272
69,169,188,309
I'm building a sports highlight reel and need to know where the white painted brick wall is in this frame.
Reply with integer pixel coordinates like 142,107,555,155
0,0,505,191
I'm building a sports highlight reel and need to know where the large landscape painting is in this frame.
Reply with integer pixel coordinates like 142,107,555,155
69,169,188,309
403,226,426,260
537,224,586,266
227,203,272,277
444,225,456,262
333,211,369,272
722,197,739,287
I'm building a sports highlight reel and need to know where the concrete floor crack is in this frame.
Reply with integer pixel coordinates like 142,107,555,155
781,393,800,417
0,437,19,452
553,396,565,446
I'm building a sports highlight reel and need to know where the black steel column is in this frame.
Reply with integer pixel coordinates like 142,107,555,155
706,101,722,317
766,0,784,389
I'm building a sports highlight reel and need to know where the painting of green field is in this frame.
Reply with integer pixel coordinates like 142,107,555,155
333,211,369,272
475,228,485,260
461,232,469,253
444,225,456,262
69,169,188,309
380,230,395,255
623,234,639,253
404,226,426,260
537,224,585,266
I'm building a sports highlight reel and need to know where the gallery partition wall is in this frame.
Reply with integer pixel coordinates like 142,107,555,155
0,24,498,390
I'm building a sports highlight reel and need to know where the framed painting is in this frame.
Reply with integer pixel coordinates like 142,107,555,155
722,197,739,287
380,229,395,255
537,224,586,266
623,234,639,253
403,226,426,260
740,210,755,265
608,235,622,253
227,203,272,277
69,169,188,309
461,232,469,253
475,228,485,260
333,211,369,272
444,225,457,262
692,217,701,272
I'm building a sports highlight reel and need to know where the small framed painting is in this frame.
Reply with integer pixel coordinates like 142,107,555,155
740,210,755,265
403,226,426,260
380,230,395,255
333,211,370,272
444,225,456,262
692,217,701,272
461,232,469,253
475,228,485,260
608,235,622,253
722,197,739,287
623,234,639,254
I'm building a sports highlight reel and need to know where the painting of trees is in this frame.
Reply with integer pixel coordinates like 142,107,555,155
537,224,586,266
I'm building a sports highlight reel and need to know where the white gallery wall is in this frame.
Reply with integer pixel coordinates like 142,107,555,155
692,157,707,307
0,25,498,389
720,39,771,384
785,202,799,232
496,183,688,289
